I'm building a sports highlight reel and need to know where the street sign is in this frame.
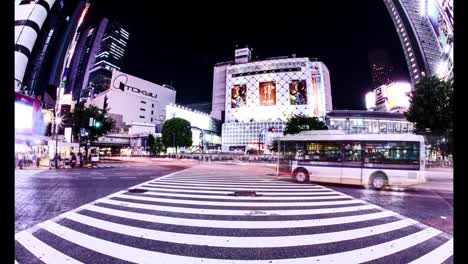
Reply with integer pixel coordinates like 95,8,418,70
80,128,86,136
89,117,94,127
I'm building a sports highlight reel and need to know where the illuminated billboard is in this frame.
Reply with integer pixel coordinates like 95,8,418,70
311,67,321,116
289,80,307,105
386,82,411,112
15,103,33,130
259,81,276,106
231,84,247,108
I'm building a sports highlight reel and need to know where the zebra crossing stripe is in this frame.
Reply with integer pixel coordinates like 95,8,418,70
147,181,326,189
139,190,347,200
140,186,333,196
82,204,390,229
64,212,417,248
15,231,82,264
116,193,356,207
37,220,442,264
408,238,453,264
98,198,370,216
156,179,301,184
145,183,329,192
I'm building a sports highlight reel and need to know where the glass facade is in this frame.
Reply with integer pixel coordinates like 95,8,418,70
222,121,286,147
327,118,413,134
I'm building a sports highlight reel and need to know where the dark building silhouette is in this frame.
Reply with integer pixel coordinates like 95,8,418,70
368,49,394,88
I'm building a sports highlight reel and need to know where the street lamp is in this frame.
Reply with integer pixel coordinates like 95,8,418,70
53,112,62,169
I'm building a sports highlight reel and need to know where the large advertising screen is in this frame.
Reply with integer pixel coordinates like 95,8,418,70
259,81,276,106
311,67,321,116
231,84,247,108
289,80,307,105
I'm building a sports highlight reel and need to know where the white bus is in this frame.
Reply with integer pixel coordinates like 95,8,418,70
276,130,426,190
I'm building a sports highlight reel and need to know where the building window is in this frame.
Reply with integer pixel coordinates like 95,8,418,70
151,118,153,122
139,115,145,119
152,104,154,108
151,111,154,115
140,108,145,111
141,101,146,104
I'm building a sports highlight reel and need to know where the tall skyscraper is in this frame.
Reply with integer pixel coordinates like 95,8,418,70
382,0,453,85
15,0,57,92
17,0,89,104
80,18,130,99
368,49,394,88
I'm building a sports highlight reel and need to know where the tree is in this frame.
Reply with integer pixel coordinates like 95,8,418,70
147,134,156,155
405,76,453,155
71,103,115,159
283,115,327,135
71,103,115,143
147,134,165,156
161,118,192,153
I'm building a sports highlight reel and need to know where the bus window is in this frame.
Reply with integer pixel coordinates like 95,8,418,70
305,142,341,162
363,141,420,165
343,143,362,162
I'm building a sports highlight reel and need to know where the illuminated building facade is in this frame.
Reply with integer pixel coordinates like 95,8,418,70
212,49,333,152
383,0,453,84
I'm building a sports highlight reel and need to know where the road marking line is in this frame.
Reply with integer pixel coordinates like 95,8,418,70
147,181,327,189
98,198,368,216
83,204,391,228
156,179,314,186
117,193,355,207
37,220,442,264
146,183,329,192
140,186,333,196
120,177,137,179
15,231,83,264
408,238,453,264
141,190,346,200
65,212,415,248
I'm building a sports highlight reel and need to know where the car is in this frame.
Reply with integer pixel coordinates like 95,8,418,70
90,154,100,162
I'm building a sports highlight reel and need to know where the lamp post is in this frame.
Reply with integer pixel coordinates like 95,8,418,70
53,112,62,169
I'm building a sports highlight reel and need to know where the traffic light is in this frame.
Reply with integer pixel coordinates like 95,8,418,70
95,121,102,128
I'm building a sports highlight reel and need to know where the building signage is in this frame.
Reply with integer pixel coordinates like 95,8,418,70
112,73,158,99
259,81,277,106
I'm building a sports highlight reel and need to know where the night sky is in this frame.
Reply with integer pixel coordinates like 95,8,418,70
84,0,410,110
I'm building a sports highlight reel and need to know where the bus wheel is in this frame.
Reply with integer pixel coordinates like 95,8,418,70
293,168,309,183
370,173,387,190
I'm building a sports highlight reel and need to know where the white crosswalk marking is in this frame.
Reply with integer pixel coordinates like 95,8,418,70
15,166,453,263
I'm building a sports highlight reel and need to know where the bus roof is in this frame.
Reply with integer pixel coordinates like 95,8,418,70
278,130,424,142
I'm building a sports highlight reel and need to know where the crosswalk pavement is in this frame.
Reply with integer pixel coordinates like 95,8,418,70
88,163,132,169
15,166,453,263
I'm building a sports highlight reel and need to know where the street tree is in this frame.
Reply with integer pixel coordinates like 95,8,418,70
161,118,192,153
147,134,165,156
405,76,453,156
283,115,327,135
71,103,115,158
147,134,156,156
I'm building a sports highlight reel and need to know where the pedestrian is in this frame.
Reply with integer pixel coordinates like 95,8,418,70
71,152,77,168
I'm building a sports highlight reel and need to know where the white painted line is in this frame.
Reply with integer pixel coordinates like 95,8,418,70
145,183,328,192
148,181,322,189
15,231,83,264
408,238,453,264
98,198,368,216
137,190,347,201
120,177,137,179
83,204,393,228
65,212,415,248
38,220,442,264
140,186,333,196
156,179,311,186
117,193,355,207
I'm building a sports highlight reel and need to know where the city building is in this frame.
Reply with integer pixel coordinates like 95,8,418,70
15,0,57,92
365,82,411,113
166,104,222,152
383,0,453,85
326,110,414,134
17,0,89,102
368,49,394,88
86,69,176,130
80,19,130,99
212,48,333,152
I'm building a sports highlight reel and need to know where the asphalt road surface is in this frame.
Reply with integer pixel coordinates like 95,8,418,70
15,162,453,263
